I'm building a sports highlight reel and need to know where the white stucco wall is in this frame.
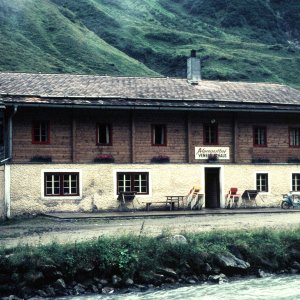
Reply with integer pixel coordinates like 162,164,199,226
8,163,300,216
0,166,5,219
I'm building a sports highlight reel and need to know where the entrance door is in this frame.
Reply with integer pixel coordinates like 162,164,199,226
205,167,220,208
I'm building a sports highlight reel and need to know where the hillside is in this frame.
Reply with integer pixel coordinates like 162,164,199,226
0,0,299,88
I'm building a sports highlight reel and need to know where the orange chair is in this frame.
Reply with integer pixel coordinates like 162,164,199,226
226,187,240,208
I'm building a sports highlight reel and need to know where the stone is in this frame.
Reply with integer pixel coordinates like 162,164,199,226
8,296,22,300
256,269,267,278
74,283,86,295
24,271,45,287
125,278,134,286
91,284,99,293
156,267,178,278
112,275,122,286
291,261,300,271
53,278,66,291
214,253,250,274
100,279,108,285
102,286,114,294
36,290,48,297
44,286,56,297
165,235,187,245
208,273,228,284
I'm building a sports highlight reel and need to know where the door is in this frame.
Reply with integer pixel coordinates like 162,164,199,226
205,167,220,208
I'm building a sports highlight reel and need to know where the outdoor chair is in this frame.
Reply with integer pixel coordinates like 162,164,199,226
241,190,259,207
117,191,136,211
225,187,240,208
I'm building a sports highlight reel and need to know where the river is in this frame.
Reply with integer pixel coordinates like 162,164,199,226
56,274,300,300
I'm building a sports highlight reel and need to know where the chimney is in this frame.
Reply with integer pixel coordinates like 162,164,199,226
187,50,201,84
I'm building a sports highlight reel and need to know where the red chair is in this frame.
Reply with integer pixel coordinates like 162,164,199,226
226,187,240,208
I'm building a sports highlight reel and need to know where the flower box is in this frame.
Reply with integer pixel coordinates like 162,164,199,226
30,156,52,163
207,154,218,162
94,155,114,163
151,155,170,163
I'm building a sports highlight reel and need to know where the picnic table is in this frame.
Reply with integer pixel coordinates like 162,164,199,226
143,195,185,211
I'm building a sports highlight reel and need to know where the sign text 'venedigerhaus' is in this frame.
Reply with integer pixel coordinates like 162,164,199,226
195,147,230,160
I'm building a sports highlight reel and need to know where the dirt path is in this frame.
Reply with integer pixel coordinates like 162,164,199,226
1,212,300,248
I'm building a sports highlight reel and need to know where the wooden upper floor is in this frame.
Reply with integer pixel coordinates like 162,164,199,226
2,107,300,164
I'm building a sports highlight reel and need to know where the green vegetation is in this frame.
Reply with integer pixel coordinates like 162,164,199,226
0,0,299,88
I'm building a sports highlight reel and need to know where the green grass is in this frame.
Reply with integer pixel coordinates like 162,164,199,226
0,0,299,88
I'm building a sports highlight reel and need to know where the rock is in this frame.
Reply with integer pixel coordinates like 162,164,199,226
24,271,45,287
165,235,187,245
102,286,114,294
74,283,86,295
208,273,227,284
227,245,244,260
44,286,56,297
36,289,48,297
100,279,109,285
53,278,66,291
8,296,22,300
135,284,148,292
125,278,134,286
187,278,196,284
257,257,278,271
214,253,250,274
257,269,267,278
156,267,178,278
91,284,99,293
112,275,122,286
291,261,300,271
165,277,176,284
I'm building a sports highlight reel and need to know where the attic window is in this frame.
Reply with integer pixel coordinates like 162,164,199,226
97,124,112,146
32,121,50,144
152,124,167,146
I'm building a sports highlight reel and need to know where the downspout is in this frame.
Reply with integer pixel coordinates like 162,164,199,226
3,105,18,219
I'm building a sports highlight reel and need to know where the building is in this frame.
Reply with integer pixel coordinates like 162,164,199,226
1,53,300,218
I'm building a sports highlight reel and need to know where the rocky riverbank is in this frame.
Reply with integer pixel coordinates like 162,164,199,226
1,229,300,299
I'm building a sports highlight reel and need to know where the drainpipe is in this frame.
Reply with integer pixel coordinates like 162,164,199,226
3,105,18,219
4,164,10,219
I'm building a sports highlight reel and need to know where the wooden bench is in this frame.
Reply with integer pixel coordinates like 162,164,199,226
143,196,185,211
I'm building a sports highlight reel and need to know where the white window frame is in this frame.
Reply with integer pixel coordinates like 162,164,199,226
41,169,82,200
255,171,270,193
291,172,300,194
113,169,152,199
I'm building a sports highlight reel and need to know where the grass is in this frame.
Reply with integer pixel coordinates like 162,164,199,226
0,0,299,88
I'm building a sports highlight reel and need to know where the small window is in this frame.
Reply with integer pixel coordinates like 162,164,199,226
292,173,300,192
97,124,112,146
289,128,300,147
256,173,268,192
117,172,149,195
253,126,267,147
152,124,166,146
203,123,218,145
45,172,79,196
32,121,49,144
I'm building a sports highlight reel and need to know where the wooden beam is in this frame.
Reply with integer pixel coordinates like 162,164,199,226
72,114,76,162
233,113,238,163
131,111,136,163
186,112,192,163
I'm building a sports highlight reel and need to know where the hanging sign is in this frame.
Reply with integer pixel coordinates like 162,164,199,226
195,147,230,160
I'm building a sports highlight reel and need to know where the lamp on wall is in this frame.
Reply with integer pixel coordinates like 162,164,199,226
210,119,216,124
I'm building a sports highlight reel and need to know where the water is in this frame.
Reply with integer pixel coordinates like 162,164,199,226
58,275,300,300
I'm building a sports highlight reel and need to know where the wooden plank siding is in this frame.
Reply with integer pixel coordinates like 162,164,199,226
10,108,300,164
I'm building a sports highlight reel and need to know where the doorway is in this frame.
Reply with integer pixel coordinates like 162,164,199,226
205,167,221,208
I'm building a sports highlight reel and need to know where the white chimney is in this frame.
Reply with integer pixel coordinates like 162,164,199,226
187,50,201,85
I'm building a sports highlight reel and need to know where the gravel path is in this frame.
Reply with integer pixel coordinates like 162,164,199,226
1,212,300,248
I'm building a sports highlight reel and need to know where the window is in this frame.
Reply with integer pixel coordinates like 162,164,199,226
253,126,267,147
256,173,268,192
289,128,300,147
117,172,149,194
97,124,112,145
203,123,218,145
32,121,49,144
152,124,166,146
44,172,79,196
292,173,300,192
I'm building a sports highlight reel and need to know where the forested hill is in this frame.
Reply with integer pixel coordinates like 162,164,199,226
0,0,299,88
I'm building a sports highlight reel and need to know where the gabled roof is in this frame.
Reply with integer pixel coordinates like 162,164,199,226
0,72,300,111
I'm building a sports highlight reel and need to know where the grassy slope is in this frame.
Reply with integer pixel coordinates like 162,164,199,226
0,0,157,76
0,0,299,88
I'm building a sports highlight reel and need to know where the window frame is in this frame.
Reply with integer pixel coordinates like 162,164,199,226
255,172,269,193
289,127,300,148
96,123,112,146
253,126,267,147
32,121,50,144
41,169,82,200
203,123,219,145
151,124,167,146
116,172,149,195
292,173,300,192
